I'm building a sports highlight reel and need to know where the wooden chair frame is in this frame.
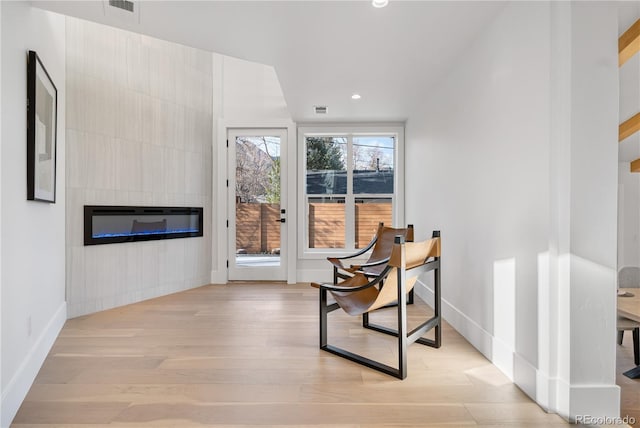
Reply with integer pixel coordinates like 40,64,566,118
318,231,441,380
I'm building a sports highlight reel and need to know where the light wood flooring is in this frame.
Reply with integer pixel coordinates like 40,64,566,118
13,283,572,427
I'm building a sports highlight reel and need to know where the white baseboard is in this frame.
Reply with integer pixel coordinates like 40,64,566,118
536,370,560,414
210,269,227,284
297,269,332,284
492,337,514,380
210,268,328,285
514,352,538,401
67,279,209,318
417,279,522,381
415,279,493,361
568,384,621,423
415,280,624,424
2,302,67,428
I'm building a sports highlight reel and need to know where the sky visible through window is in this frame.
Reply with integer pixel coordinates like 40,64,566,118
353,136,394,171
251,136,281,158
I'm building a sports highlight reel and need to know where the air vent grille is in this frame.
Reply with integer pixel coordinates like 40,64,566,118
109,0,134,12
314,106,328,114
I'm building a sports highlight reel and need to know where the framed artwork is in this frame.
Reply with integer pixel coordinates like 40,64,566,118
27,50,57,203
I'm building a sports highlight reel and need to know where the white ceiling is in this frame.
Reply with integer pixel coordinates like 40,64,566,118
32,0,506,122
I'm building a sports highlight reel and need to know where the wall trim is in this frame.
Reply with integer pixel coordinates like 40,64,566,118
536,369,559,414
514,351,538,402
567,383,621,423
416,280,624,423
210,269,227,284
1,302,66,428
297,269,333,284
67,280,208,318
415,280,493,361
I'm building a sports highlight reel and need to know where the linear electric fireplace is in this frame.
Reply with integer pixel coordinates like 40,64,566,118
84,206,203,246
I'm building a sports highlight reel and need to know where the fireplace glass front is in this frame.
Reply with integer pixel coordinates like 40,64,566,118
84,206,203,245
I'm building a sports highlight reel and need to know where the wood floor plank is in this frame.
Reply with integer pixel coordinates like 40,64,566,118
464,403,570,425
12,283,571,427
111,402,476,425
12,402,130,424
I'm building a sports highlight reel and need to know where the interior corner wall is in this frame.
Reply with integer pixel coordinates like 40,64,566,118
1,3,66,427
65,17,213,318
405,0,550,400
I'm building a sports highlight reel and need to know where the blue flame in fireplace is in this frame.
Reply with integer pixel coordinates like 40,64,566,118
93,227,200,239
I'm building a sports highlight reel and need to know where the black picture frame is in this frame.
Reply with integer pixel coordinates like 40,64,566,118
27,50,57,203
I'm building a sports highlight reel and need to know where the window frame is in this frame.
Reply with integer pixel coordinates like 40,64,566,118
297,124,405,259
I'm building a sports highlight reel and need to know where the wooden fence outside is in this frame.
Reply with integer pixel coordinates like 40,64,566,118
236,202,392,253
236,203,280,254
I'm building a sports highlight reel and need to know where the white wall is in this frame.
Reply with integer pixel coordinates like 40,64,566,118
555,2,619,419
0,1,3,425
406,0,550,380
618,4,640,273
210,53,294,283
1,3,66,427
406,1,620,421
218,55,290,121
65,18,213,317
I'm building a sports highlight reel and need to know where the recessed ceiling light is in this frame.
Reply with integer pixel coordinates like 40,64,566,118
351,94,361,100
372,0,388,8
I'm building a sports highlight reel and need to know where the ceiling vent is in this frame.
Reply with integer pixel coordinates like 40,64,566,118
314,106,328,115
109,0,134,12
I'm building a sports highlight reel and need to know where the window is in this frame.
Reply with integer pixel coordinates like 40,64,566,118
298,126,404,257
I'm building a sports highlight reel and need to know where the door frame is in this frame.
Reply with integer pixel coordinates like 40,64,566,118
227,128,287,281
214,120,297,284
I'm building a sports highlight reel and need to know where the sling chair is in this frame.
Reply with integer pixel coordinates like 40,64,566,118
327,223,414,283
314,231,441,379
327,223,415,304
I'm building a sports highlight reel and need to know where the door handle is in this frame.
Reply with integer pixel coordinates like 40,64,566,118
276,219,286,223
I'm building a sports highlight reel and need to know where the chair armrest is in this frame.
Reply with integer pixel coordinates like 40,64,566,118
318,267,391,292
327,258,358,274
327,240,377,262
357,257,390,269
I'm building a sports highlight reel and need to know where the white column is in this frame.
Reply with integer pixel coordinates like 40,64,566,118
545,1,620,420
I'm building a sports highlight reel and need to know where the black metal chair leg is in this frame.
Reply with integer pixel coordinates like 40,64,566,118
433,264,441,348
362,312,369,328
396,265,408,380
320,288,328,348
633,328,639,366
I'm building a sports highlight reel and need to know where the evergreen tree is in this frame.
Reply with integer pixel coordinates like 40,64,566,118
306,137,345,170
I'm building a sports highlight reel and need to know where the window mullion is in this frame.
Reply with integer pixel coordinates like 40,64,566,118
345,134,355,250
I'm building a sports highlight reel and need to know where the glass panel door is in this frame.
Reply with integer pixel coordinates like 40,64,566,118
228,129,287,281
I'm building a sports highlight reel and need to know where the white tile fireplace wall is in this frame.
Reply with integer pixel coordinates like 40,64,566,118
65,17,213,317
